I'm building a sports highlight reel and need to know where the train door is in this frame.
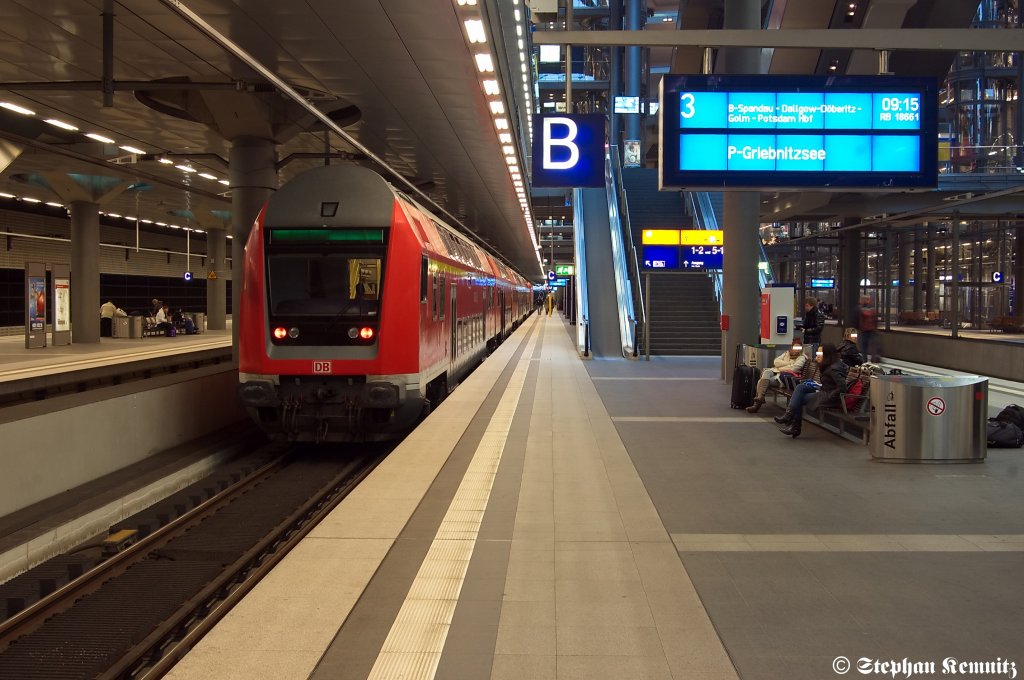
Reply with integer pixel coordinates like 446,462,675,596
499,290,506,336
450,280,458,361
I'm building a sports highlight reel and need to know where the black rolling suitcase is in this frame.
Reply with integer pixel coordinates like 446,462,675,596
730,364,757,409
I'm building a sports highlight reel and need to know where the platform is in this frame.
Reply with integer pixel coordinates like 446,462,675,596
0,322,232,384
164,313,1024,680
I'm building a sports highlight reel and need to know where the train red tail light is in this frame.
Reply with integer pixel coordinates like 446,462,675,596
273,326,288,340
359,327,375,340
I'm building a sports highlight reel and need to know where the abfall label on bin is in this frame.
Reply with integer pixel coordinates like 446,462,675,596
883,391,897,450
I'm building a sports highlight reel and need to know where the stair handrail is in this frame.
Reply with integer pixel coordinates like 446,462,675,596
572,187,590,357
609,146,645,356
604,149,638,357
689,191,776,312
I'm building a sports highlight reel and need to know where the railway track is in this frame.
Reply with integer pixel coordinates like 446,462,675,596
0,445,384,679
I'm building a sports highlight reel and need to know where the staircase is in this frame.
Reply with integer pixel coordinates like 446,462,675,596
620,168,719,355
645,273,721,356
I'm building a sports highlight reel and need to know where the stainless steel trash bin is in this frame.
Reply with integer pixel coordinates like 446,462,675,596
128,316,143,339
111,317,130,338
869,375,988,462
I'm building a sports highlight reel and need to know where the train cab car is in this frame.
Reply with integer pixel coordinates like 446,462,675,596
237,164,531,442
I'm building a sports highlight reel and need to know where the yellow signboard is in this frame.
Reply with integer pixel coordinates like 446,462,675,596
642,229,724,246
641,229,680,245
680,230,723,246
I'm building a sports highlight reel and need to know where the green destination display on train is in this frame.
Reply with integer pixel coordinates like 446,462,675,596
659,75,938,190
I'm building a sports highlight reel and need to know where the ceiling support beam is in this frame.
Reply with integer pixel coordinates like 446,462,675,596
102,0,114,107
533,29,1024,52
0,80,250,91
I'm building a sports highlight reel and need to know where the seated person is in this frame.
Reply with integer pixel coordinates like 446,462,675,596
774,343,849,438
837,328,865,367
154,304,173,331
746,341,807,414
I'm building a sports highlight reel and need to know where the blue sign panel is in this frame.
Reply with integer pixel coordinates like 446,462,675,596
810,278,835,289
642,245,723,270
642,245,679,269
660,75,937,190
532,114,605,187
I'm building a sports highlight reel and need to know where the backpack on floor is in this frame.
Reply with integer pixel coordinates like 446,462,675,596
994,404,1024,430
986,419,1024,448
165,326,177,337
730,364,757,409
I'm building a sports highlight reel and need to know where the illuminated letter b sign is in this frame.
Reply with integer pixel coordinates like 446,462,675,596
532,114,605,187
543,118,579,170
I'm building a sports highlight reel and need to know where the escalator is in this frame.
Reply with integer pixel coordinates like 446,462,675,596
577,186,621,358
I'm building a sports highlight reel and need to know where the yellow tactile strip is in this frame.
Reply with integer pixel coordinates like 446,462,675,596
366,327,540,679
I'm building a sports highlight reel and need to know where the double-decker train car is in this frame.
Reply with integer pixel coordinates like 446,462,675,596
237,165,532,442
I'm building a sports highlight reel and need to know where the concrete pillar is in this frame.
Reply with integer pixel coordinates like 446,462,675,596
926,224,937,313
1015,226,1024,317
897,230,912,319
623,0,642,145
720,0,761,380
609,0,623,151
912,227,923,313
206,228,227,330
69,201,100,343
839,229,861,328
229,136,277,354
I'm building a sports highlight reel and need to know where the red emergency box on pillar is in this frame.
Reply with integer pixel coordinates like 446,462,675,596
720,314,729,331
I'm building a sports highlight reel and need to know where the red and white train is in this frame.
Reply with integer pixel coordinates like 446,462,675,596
237,165,533,442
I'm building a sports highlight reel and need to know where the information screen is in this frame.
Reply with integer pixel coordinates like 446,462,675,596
642,244,723,270
660,75,937,190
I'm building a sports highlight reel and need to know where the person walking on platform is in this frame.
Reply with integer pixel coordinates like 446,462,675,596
854,296,881,362
746,341,807,413
800,297,824,359
775,343,848,438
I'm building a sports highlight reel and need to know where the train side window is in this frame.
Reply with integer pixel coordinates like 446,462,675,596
420,257,428,303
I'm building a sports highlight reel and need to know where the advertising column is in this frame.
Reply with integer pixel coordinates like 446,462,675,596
52,263,71,346
25,262,46,349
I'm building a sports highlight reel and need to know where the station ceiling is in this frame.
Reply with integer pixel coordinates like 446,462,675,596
0,0,1020,283
0,0,541,276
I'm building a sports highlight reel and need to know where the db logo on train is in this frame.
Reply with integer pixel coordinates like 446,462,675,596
313,361,332,374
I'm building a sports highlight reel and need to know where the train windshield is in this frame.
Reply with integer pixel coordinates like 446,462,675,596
265,228,385,320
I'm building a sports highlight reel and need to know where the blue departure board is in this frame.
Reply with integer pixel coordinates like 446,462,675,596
660,76,937,190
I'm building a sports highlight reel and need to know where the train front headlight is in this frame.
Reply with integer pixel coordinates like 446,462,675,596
360,327,375,340
273,326,287,340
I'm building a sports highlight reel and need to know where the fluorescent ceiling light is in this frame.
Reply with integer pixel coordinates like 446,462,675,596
514,9,521,21
199,173,218,180
21,197,41,203
490,101,505,114
502,145,515,154
141,219,153,223
464,19,486,43
456,0,477,4
175,164,197,173
107,213,121,217
474,53,494,72
0,192,14,198
158,157,174,164
45,118,77,131
499,133,512,143
120,145,145,154
86,132,116,144
155,221,166,226
218,179,230,185
495,118,509,130
45,202,62,207
483,79,500,95
0,102,34,115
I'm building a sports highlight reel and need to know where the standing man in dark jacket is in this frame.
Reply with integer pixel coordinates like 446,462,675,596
801,297,825,359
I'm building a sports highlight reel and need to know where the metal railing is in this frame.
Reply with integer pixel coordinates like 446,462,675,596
688,191,775,312
604,150,639,357
608,146,645,357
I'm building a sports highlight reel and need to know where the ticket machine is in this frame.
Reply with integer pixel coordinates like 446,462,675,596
759,286,795,346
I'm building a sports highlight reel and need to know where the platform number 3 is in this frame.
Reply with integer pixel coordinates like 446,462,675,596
680,93,696,119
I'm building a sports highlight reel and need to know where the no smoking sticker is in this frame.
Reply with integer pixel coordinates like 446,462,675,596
926,397,945,416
